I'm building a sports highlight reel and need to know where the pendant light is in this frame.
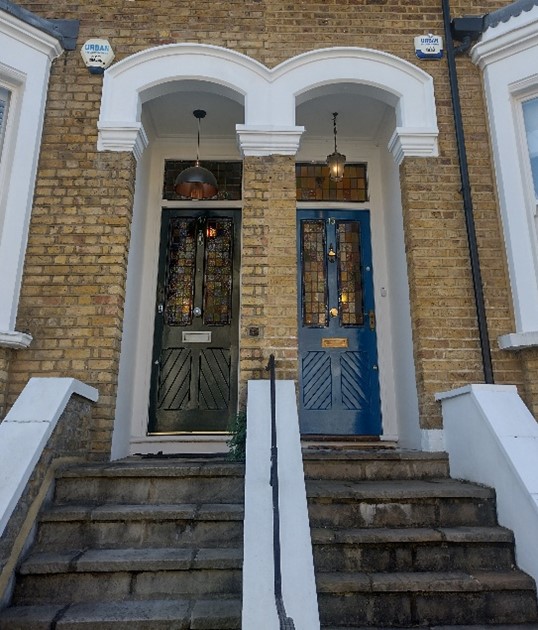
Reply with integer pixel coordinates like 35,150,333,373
326,112,346,182
175,109,218,200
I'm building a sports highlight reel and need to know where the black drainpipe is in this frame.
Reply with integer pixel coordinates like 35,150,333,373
441,0,494,384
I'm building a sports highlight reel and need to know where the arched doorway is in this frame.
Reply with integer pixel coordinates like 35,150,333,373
96,44,439,457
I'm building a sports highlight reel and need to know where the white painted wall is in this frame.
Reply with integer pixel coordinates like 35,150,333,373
0,378,98,537
379,125,421,448
243,380,319,630
437,384,538,591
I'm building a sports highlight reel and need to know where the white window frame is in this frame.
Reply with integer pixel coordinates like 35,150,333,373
519,93,538,213
472,6,538,349
0,10,63,349
0,69,23,241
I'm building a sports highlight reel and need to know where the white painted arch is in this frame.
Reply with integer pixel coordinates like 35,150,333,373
98,43,438,162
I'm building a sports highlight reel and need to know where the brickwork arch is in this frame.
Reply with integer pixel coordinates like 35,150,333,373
97,43,438,162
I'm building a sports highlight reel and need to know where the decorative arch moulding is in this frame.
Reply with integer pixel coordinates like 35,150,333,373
97,44,439,163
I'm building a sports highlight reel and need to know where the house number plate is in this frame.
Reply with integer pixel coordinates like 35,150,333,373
321,338,348,348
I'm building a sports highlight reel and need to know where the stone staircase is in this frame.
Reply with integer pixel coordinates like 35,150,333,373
0,457,244,629
303,447,538,629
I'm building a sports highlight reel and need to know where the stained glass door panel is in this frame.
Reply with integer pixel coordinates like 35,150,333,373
149,209,240,433
297,209,381,435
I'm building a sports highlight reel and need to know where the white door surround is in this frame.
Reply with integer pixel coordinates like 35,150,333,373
99,44,440,458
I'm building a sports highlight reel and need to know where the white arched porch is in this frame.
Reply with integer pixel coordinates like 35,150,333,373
96,44,439,458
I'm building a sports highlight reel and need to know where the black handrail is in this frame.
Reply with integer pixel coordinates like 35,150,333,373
266,354,296,630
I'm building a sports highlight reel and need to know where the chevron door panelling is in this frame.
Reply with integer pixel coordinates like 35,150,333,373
302,351,332,410
198,348,231,410
341,351,368,411
157,348,192,410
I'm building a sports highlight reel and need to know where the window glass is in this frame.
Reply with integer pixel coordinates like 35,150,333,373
522,96,538,199
0,86,10,158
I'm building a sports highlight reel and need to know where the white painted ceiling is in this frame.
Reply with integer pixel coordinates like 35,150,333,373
143,84,393,143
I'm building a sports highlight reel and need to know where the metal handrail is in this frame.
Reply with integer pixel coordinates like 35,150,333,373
266,354,296,630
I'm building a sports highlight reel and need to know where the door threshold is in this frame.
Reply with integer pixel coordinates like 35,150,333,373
301,435,397,449
129,434,230,456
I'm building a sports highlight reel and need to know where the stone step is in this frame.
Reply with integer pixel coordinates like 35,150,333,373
53,460,244,506
316,570,538,627
303,448,450,481
307,479,497,528
322,626,538,629
0,597,241,629
14,547,242,605
34,503,244,551
311,525,515,573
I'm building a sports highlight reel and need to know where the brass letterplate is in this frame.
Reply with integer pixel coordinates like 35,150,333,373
322,338,348,348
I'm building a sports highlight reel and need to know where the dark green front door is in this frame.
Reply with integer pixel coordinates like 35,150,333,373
149,209,240,434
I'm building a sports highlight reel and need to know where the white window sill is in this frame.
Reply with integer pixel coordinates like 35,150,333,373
0,330,32,349
498,331,538,351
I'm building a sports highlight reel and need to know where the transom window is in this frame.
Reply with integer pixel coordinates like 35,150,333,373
296,163,368,202
522,96,538,201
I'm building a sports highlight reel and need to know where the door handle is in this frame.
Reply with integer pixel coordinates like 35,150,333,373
369,310,376,331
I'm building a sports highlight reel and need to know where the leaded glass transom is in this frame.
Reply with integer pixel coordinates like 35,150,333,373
203,218,234,325
337,221,364,326
164,218,196,326
301,220,328,327
296,163,368,202
163,161,242,200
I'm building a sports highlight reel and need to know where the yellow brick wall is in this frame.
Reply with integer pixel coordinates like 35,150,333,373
240,155,298,406
0,347,11,419
5,0,533,448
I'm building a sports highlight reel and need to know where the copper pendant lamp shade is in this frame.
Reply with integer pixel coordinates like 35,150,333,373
175,110,218,199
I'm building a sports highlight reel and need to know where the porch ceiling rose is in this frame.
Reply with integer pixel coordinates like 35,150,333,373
97,44,438,162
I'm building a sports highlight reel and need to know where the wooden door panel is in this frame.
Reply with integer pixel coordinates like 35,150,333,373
298,209,381,436
149,209,240,434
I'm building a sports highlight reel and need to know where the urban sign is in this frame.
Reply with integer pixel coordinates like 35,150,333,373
415,34,443,60
80,39,115,74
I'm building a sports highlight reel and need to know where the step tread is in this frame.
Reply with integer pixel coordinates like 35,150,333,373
322,626,538,629
311,525,514,545
316,570,536,593
0,597,241,628
57,460,244,479
20,547,243,575
306,479,495,500
302,448,449,461
41,503,244,522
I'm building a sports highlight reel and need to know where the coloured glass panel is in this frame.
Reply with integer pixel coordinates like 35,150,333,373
337,221,364,326
296,163,368,202
163,160,242,200
164,218,196,326
301,220,328,327
203,218,234,325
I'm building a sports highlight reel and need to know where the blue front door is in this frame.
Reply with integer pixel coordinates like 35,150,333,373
297,210,381,435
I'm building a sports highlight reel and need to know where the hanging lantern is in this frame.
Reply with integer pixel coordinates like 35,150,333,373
326,112,346,183
175,109,218,200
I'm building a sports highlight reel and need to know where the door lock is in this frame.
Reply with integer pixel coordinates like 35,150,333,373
330,307,339,318
157,304,164,314
193,306,202,317
369,310,376,331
